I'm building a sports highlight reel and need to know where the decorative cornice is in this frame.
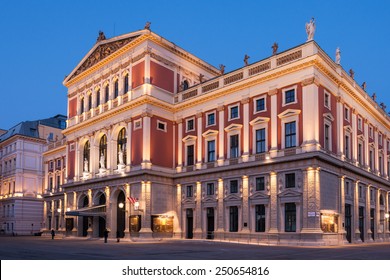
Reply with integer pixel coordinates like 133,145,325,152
268,88,278,96
301,76,320,87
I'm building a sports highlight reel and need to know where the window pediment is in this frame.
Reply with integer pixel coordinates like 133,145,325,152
202,129,218,138
224,123,243,132
249,117,270,126
344,125,352,132
182,135,197,142
323,112,334,121
278,109,301,119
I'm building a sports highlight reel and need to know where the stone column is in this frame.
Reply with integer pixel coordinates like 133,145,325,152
126,119,132,172
43,201,48,231
217,105,225,166
354,180,361,242
269,88,278,158
336,97,344,158
139,181,153,238
141,111,152,169
125,184,131,238
215,178,224,237
194,181,202,238
301,77,319,152
175,184,182,238
301,167,322,233
72,192,78,236
75,141,80,180
242,97,250,162
196,113,203,170
105,187,111,233
364,120,369,169
374,129,379,174
339,176,346,239
351,109,358,162
268,172,278,233
366,185,372,242
376,189,382,241
176,119,183,172
384,137,388,178
241,175,250,233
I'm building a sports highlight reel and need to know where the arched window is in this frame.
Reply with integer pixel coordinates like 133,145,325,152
83,141,90,172
117,128,127,165
105,85,109,103
183,80,189,90
99,135,107,169
96,89,100,107
88,94,92,111
114,80,119,98
80,97,84,114
123,74,129,93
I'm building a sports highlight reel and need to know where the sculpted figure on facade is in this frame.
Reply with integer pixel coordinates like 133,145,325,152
305,18,316,41
372,92,377,101
219,64,225,75
362,82,367,91
349,68,355,79
100,153,105,169
96,31,106,43
84,158,89,172
144,21,151,30
199,73,204,83
118,148,124,165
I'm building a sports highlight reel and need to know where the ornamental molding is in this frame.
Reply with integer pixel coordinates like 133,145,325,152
249,117,270,126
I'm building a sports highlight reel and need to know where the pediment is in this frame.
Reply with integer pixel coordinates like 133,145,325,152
224,194,241,201
202,129,218,138
278,109,301,119
249,192,269,200
249,117,270,126
202,196,217,203
278,189,301,197
224,123,243,132
323,112,334,121
65,32,143,83
182,135,197,142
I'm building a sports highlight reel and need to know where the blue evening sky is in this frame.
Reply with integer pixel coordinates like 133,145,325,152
0,0,389,130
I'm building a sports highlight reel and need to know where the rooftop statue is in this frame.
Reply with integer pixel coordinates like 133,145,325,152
272,42,278,55
335,47,341,65
219,64,225,75
96,31,106,43
243,54,250,66
372,92,377,101
362,82,366,91
305,18,316,41
349,69,355,79
144,21,151,30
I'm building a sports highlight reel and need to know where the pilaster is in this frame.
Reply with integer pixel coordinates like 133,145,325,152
217,105,225,166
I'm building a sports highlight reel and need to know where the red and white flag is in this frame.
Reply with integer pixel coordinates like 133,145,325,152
127,196,137,204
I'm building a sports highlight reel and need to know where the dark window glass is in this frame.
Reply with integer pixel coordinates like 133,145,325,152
256,128,266,153
230,134,239,158
105,85,109,103
187,119,194,131
158,122,166,131
80,98,84,114
114,80,119,98
207,140,215,162
285,173,295,188
186,185,193,197
285,121,296,148
285,89,295,104
256,98,265,112
88,95,92,111
187,145,194,166
255,205,266,232
256,177,265,191
230,106,239,119
124,75,129,93
207,113,215,126
96,89,100,107
230,180,238,193
117,128,127,165
285,203,296,232
183,80,189,90
229,206,238,232
206,183,214,195
324,124,330,150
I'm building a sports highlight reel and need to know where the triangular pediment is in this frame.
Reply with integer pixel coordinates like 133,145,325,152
249,191,269,200
278,109,301,119
202,129,218,138
323,112,334,121
278,189,301,197
202,196,217,203
182,135,197,142
224,194,241,201
249,117,270,126
65,31,144,84
224,123,243,132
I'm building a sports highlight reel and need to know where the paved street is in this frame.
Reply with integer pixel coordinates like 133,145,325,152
0,236,389,260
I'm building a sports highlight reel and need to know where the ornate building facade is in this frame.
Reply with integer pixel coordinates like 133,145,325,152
42,26,390,245
0,115,66,235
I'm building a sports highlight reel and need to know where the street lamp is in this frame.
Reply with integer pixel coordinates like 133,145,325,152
57,208,61,213
385,213,390,219
118,202,124,209
134,201,139,211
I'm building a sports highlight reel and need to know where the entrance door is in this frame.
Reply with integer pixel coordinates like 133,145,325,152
98,217,106,237
345,204,352,243
82,216,88,237
66,218,74,236
370,208,375,240
207,208,214,239
186,209,193,239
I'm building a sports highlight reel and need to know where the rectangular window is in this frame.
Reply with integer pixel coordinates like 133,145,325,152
345,134,350,159
285,89,295,104
134,119,142,130
114,80,119,98
56,175,61,189
255,128,266,154
285,203,296,232
124,75,129,93
255,98,265,112
358,143,363,165
206,183,214,196
88,95,92,111
207,140,215,162
207,113,215,126
49,177,53,192
344,107,349,121
285,173,295,188
324,92,330,108
230,106,239,119
345,181,349,195
369,126,373,138
229,206,238,232
230,134,239,158
324,124,330,150
285,121,296,148
186,119,194,131
230,180,238,194
105,86,109,103
57,159,61,168
369,150,374,170
157,121,167,132
255,177,265,191
358,117,362,131
187,145,194,166
186,185,193,198
379,134,383,146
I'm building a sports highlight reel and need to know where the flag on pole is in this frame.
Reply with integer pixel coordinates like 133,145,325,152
127,196,137,204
